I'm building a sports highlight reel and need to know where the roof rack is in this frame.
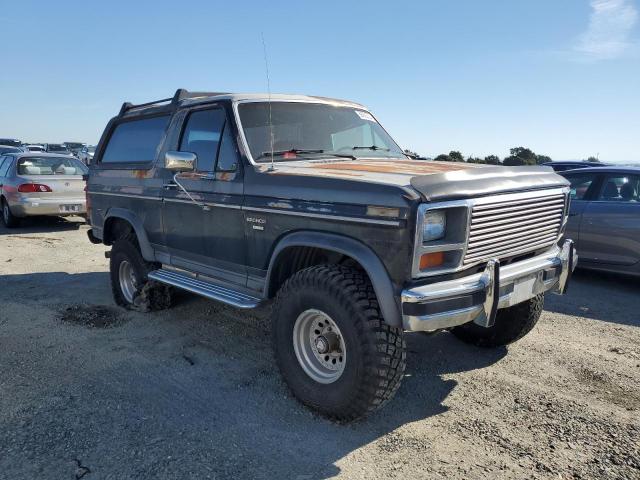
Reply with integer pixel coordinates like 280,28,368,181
118,89,229,116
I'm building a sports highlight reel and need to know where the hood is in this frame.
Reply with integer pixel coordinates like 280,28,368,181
258,159,568,202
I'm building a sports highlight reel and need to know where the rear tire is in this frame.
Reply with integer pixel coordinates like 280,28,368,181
271,265,406,422
451,294,544,347
1,199,20,228
109,234,172,312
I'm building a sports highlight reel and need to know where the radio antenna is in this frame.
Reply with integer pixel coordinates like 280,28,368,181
261,32,275,172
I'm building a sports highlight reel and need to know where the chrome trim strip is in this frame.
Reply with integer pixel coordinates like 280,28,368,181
163,197,242,209
89,192,242,210
89,191,161,201
242,206,401,226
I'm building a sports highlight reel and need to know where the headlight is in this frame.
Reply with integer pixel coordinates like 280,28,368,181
422,210,446,242
412,203,470,278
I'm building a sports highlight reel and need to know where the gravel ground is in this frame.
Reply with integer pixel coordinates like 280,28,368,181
1,217,639,480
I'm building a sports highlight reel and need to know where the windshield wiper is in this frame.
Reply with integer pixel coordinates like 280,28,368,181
350,145,391,152
256,148,356,161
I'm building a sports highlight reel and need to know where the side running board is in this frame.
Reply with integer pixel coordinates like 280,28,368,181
148,269,261,309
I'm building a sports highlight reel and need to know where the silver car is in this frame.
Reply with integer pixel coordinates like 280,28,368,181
0,152,87,228
562,166,640,277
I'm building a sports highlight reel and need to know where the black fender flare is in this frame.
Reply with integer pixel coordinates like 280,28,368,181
103,208,155,262
265,231,401,328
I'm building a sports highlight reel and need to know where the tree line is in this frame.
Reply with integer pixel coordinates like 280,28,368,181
404,147,601,166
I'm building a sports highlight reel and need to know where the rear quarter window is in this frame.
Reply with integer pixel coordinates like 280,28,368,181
101,115,170,164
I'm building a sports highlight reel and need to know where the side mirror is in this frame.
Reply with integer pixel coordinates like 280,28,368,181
165,151,196,171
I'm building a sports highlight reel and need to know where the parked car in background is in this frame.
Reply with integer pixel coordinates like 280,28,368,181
0,152,88,227
543,160,608,172
0,145,23,155
561,166,640,277
24,144,46,152
0,138,22,148
78,145,96,164
44,143,72,155
64,142,87,157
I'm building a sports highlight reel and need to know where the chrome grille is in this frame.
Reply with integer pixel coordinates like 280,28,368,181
464,190,566,266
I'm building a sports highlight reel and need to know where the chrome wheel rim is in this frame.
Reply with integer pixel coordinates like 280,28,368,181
118,260,137,303
293,309,346,384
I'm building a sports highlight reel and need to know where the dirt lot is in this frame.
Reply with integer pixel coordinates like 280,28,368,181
1,217,639,480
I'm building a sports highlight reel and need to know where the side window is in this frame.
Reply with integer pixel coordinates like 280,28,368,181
598,174,639,202
101,115,170,163
179,108,226,172
566,173,598,200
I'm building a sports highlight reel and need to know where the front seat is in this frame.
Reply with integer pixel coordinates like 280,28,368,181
620,182,636,202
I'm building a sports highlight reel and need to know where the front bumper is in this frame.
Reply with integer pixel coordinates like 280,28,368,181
401,240,577,332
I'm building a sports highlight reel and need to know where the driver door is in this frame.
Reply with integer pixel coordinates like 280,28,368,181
161,105,246,286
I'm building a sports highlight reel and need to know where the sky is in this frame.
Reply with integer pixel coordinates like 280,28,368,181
1,0,639,163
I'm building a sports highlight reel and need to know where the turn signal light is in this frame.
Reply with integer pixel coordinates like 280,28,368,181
419,251,444,270
18,183,52,193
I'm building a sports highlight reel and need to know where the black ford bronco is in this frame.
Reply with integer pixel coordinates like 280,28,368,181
87,89,576,421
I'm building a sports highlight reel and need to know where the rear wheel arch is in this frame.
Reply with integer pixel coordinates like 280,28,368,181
265,231,402,328
103,209,155,262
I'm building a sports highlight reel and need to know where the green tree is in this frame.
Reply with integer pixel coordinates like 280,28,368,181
536,154,552,164
449,150,464,162
585,156,601,163
503,156,526,166
404,149,426,160
504,147,538,166
434,154,453,162
466,156,485,164
484,155,501,165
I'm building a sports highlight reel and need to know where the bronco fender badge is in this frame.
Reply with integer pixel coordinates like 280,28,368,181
246,216,266,230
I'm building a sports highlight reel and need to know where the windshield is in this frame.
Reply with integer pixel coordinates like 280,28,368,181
238,102,405,162
0,146,22,154
47,145,68,152
17,156,88,175
65,143,84,149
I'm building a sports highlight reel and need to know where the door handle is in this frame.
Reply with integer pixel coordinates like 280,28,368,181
162,183,177,190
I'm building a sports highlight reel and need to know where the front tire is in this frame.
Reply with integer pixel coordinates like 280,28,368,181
451,294,544,347
109,234,172,312
272,265,406,422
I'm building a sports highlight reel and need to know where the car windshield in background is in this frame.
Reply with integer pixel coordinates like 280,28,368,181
48,145,68,152
17,156,88,175
238,102,405,162
87,146,96,152
65,143,84,149
0,146,22,154
0,139,22,147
